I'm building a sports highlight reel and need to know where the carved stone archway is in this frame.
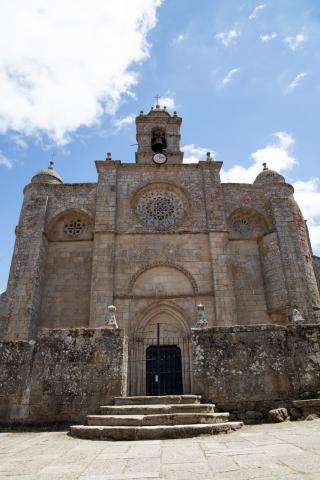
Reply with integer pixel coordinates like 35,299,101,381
128,303,193,396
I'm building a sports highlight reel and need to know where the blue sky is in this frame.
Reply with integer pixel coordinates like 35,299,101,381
0,0,320,292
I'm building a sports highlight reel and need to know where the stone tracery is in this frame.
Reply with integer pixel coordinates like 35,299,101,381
63,219,85,237
228,207,268,239
136,189,185,230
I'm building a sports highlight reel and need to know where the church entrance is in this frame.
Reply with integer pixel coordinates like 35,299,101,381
146,345,183,395
128,304,193,396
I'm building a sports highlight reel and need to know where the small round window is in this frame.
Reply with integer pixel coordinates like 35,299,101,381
232,218,253,236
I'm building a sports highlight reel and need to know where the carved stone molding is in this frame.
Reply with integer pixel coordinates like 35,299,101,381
129,261,199,294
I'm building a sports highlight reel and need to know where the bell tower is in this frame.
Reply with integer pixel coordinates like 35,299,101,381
135,105,184,165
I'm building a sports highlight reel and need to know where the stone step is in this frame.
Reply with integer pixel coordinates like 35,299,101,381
100,403,215,415
87,412,229,427
70,422,243,441
292,399,320,408
113,395,201,406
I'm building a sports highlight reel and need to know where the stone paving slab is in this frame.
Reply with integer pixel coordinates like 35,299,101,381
0,420,320,479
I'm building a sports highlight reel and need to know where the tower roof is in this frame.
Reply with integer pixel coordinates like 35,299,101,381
31,161,63,185
254,163,285,186
136,105,181,124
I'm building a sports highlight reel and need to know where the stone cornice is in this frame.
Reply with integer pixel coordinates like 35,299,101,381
23,182,97,194
95,159,223,172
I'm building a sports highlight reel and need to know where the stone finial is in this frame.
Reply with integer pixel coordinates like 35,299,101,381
313,309,320,324
106,305,118,328
48,161,54,170
291,307,305,325
195,304,208,328
173,111,177,116
263,162,268,171
106,152,112,161
140,110,144,115
206,152,212,162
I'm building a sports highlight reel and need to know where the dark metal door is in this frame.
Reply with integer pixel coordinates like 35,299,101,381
146,345,183,395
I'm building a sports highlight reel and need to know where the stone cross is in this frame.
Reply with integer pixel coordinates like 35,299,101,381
106,305,118,328
313,310,320,324
154,94,161,106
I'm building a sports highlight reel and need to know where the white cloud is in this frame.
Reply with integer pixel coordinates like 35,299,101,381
293,179,320,252
173,34,185,44
0,150,13,168
11,133,28,149
286,72,308,94
0,0,162,145
157,96,176,110
182,144,215,164
220,68,241,87
215,29,240,47
249,4,266,20
260,33,278,42
221,131,296,183
113,113,136,131
284,33,306,51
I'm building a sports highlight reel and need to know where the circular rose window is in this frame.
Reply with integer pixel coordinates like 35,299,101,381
232,218,253,236
136,190,185,230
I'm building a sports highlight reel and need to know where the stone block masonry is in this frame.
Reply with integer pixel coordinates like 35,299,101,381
192,324,320,412
0,328,127,425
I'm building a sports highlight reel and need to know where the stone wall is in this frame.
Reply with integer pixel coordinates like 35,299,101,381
0,328,127,425
192,325,320,411
0,292,8,333
40,242,93,329
259,232,288,321
229,240,270,325
313,255,320,291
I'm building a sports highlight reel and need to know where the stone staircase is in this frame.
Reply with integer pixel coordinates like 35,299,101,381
70,395,243,440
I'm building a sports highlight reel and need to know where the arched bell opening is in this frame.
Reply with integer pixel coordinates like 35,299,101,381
151,128,167,153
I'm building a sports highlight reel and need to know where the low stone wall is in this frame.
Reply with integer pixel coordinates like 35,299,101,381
191,324,320,415
0,328,127,425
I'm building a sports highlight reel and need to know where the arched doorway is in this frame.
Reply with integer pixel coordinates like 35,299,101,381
128,304,192,396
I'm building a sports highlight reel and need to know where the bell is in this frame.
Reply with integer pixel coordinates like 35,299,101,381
151,129,166,153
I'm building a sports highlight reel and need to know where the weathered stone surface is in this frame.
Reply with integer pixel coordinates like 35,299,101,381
72,394,241,440
266,408,288,423
292,398,320,419
87,412,229,426
114,395,201,405
192,324,320,407
70,422,243,440
306,414,319,421
2,421,320,478
100,403,215,415
293,399,320,408
245,411,263,420
290,407,302,419
0,328,127,424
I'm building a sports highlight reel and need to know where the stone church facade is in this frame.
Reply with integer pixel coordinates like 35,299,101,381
1,106,320,422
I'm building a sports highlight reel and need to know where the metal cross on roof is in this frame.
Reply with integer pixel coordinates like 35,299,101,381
153,94,161,105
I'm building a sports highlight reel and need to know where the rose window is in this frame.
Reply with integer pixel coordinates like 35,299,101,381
136,190,185,230
63,219,85,237
232,218,253,236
